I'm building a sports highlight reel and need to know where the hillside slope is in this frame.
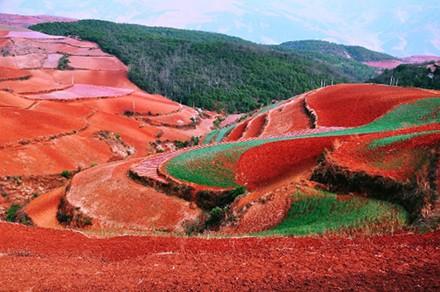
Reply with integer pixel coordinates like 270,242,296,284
371,61,440,89
31,20,361,113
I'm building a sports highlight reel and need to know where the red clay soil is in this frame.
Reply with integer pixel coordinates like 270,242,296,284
236,136,337,189
224,119,249,141
0,134,113,176
0,107,86,145
24,187,64,229
0,90,33,108
148,106,198,127
47,69,138,89
306,83,440,127
262,96,312,136
65,158,204,233
69,55,127,71
0,69,71,94
0,223,438,290
27,84,134,100
242,113,267,139
0,66,31,81
0,53,47,69
326,125,440,182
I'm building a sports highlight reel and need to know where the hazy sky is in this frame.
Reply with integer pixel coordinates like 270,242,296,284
1,0,439,57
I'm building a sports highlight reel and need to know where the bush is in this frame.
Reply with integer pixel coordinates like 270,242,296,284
206,207,224,227
57,54,72,70
6,204,21,222
60,170,72,179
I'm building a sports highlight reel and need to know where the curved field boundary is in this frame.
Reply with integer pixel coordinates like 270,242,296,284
242,113,267,139
236,136,336,188
224,119,249,141
261,95,313,136
305,83,440,127
165,97,440,189
0,67,31,81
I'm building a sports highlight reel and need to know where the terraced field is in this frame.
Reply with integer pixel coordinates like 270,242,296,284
1,15,440,291
0,25,217,229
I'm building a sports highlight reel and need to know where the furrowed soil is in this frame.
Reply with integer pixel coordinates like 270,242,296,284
0,223,439,291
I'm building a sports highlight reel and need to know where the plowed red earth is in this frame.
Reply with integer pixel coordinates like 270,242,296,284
0,67,31,81
327,125,440,181
262,96,311,136
0,223,439,290
225,119,249,141
0,28,215,178
27,84,134,100
306,84,440,127
236,137,336,189
242,113,267,138
66,158,203,233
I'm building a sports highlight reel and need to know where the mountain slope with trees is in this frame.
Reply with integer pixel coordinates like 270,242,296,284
370,62,440,89
32,21,387,112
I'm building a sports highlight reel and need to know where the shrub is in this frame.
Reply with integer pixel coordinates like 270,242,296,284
57,54,72,70
206,207,224,227
6,204,21,222
60,170,72,179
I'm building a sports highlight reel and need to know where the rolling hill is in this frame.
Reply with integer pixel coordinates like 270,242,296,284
31,20,390,113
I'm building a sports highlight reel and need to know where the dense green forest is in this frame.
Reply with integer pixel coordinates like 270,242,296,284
370,62,440,90
280,40,396,62
32,21,382,112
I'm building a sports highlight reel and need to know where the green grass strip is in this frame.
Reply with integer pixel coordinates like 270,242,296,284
368,130,440,149
257,192,408,236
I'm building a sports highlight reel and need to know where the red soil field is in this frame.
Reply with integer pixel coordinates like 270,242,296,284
24,187,64,229
4,30,64,39
47,69,138,89
242,113,267,138
236,137,337,189
0,70,71,94
66,158,204,233
27,84,134,100
225,119,249,141
0,67,31,81
0,107,86,145
0,223,439,290
306,83,440,127
69,55,127,71
0,53,47,69
0,90,33,108
41,53,62,68
0,134,112,176
148,106,198,127
326,125,440,182
262,96,311,136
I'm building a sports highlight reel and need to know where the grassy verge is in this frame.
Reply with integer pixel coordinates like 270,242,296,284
257,192,408,236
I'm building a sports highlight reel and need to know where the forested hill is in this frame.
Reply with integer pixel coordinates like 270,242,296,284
370,62,440,90
280,40,396,62
32,20,376,112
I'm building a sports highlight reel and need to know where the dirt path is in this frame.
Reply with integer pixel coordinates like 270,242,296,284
0,223,438,290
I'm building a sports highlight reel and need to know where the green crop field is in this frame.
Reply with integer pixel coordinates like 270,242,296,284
257,192,408,236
